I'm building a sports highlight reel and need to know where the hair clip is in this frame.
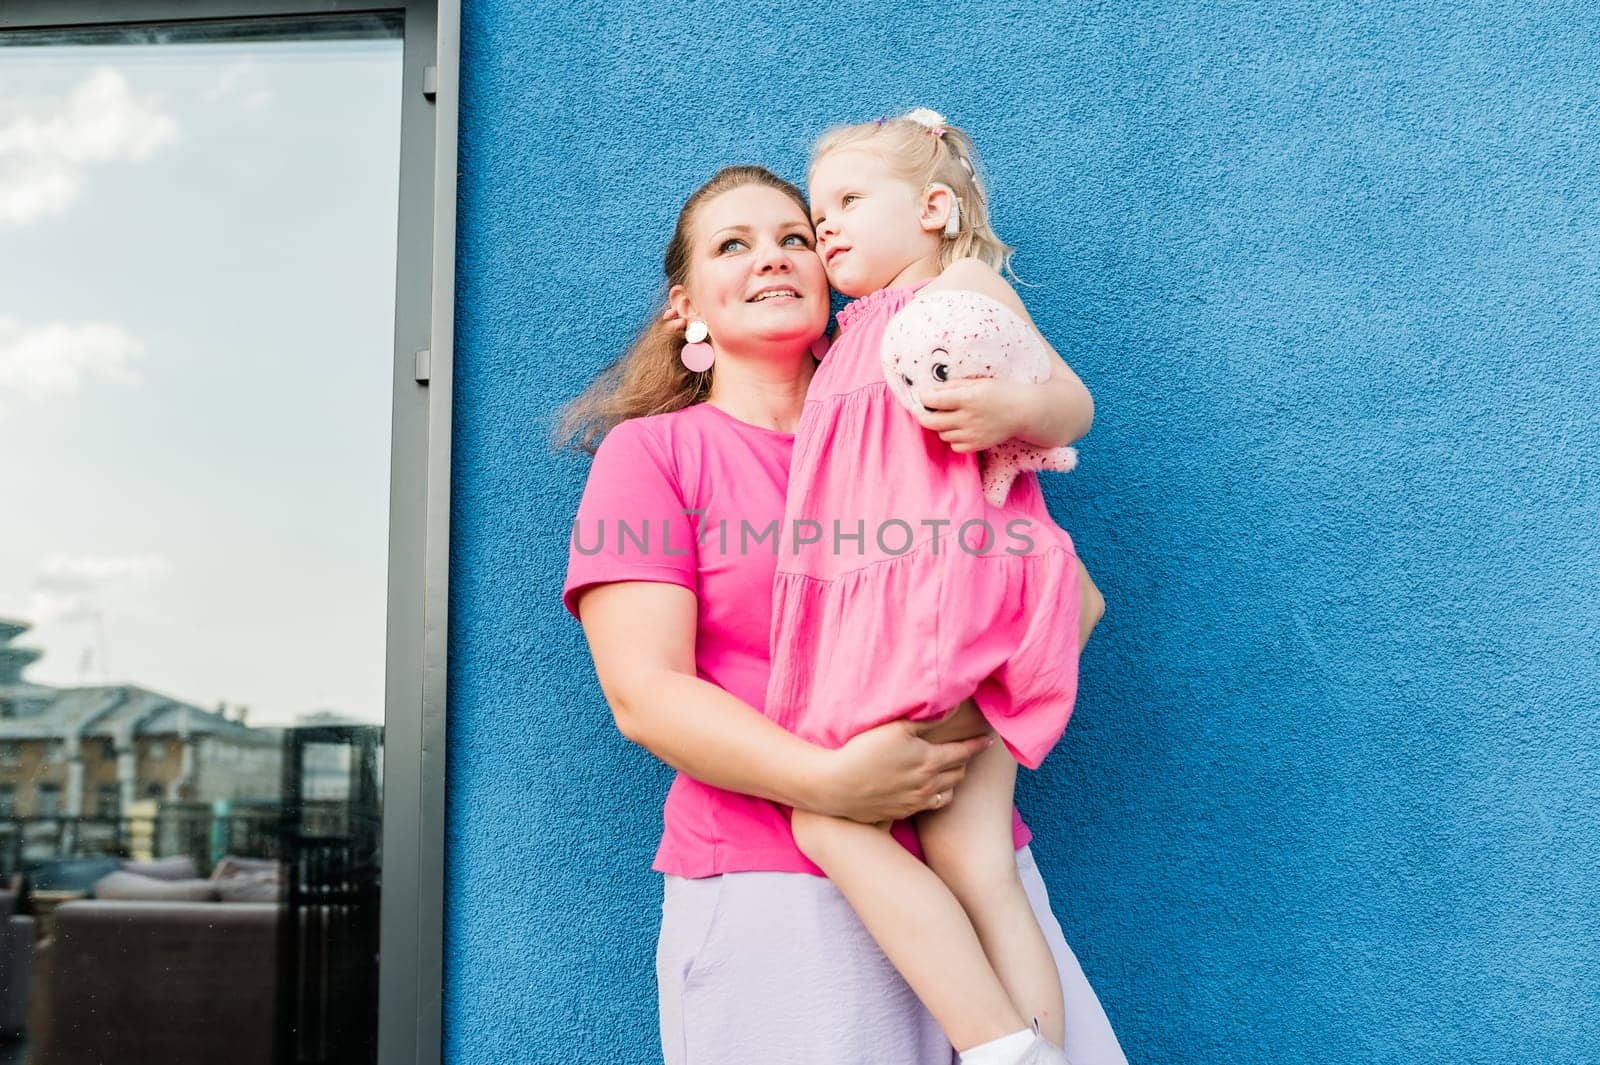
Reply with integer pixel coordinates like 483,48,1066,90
900,107,949,134
875,115,889,127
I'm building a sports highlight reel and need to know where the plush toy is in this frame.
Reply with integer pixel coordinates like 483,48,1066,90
881,289,1079,506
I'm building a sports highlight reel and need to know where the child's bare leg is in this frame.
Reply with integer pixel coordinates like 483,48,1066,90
918,726,1066,1047
1077,557,1105,652
790,807,1026,1050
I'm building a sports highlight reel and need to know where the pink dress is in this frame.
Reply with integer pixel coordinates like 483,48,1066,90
562,402,1035,875
766,281,1083,770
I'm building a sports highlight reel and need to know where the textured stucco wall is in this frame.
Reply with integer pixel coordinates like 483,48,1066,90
446,3,1599,1062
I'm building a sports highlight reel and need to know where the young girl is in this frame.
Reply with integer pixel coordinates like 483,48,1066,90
766,110,1103,1065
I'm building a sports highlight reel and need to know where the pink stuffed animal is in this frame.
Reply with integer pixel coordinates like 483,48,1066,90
881,289,1079,506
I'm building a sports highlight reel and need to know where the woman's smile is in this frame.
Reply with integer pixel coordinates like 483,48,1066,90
748,285,802,302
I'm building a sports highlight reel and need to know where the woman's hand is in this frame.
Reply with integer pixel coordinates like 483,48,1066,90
806,718,993,823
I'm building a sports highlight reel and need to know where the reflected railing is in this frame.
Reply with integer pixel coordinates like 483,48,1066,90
0,804,351,873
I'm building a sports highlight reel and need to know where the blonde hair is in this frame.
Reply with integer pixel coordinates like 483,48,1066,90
550,166,811,454
809,108,1015,275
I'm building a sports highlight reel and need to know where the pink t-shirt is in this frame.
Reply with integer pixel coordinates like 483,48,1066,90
562,401,1031,878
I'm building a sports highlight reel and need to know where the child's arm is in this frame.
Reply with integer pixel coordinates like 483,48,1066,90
916,258,1094,452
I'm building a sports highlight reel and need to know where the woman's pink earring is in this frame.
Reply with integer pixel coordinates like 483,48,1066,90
810,333,831,359
681,320,714,372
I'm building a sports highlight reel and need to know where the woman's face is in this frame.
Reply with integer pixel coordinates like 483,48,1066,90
672,184,829,354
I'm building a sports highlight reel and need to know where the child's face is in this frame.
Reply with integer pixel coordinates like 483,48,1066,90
809,149,940,298
672,184,829,353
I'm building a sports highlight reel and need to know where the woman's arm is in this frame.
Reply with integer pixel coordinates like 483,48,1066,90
918,258,1094,451
576,580,990,823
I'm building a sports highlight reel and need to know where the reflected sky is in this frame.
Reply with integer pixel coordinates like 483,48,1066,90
0,36,401,725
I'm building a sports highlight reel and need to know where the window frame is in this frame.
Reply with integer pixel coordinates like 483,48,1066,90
0,3,458,1063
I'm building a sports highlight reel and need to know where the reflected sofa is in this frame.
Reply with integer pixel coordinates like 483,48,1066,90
28,898,280,1065
27,857,285,1065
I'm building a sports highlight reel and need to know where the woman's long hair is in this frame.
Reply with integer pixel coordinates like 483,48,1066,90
550,166,811,454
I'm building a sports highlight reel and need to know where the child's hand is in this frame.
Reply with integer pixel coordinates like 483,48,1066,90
912,378,1029,454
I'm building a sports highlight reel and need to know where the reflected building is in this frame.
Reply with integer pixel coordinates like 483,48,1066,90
0,618,281,820
293,709,370,801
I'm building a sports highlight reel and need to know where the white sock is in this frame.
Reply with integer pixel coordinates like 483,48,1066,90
958,1028,1036,1065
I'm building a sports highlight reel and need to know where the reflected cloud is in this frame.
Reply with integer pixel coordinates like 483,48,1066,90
0,317,143,406
37,553,170,592
23,589,99,626
201,59,274,111
26,553,170,624
0,67,181,226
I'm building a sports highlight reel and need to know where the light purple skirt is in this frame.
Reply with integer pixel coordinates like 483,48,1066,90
657,846,1127,1065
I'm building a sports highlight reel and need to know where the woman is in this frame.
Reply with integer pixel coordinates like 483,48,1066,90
556,166,1125,1065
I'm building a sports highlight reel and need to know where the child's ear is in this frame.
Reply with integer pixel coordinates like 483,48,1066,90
919,183,957,236
667,284,700,323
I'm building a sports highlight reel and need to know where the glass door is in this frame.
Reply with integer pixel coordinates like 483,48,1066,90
0,14,410,1064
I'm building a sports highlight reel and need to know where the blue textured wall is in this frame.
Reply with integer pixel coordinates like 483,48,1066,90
447,3,1600,1062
